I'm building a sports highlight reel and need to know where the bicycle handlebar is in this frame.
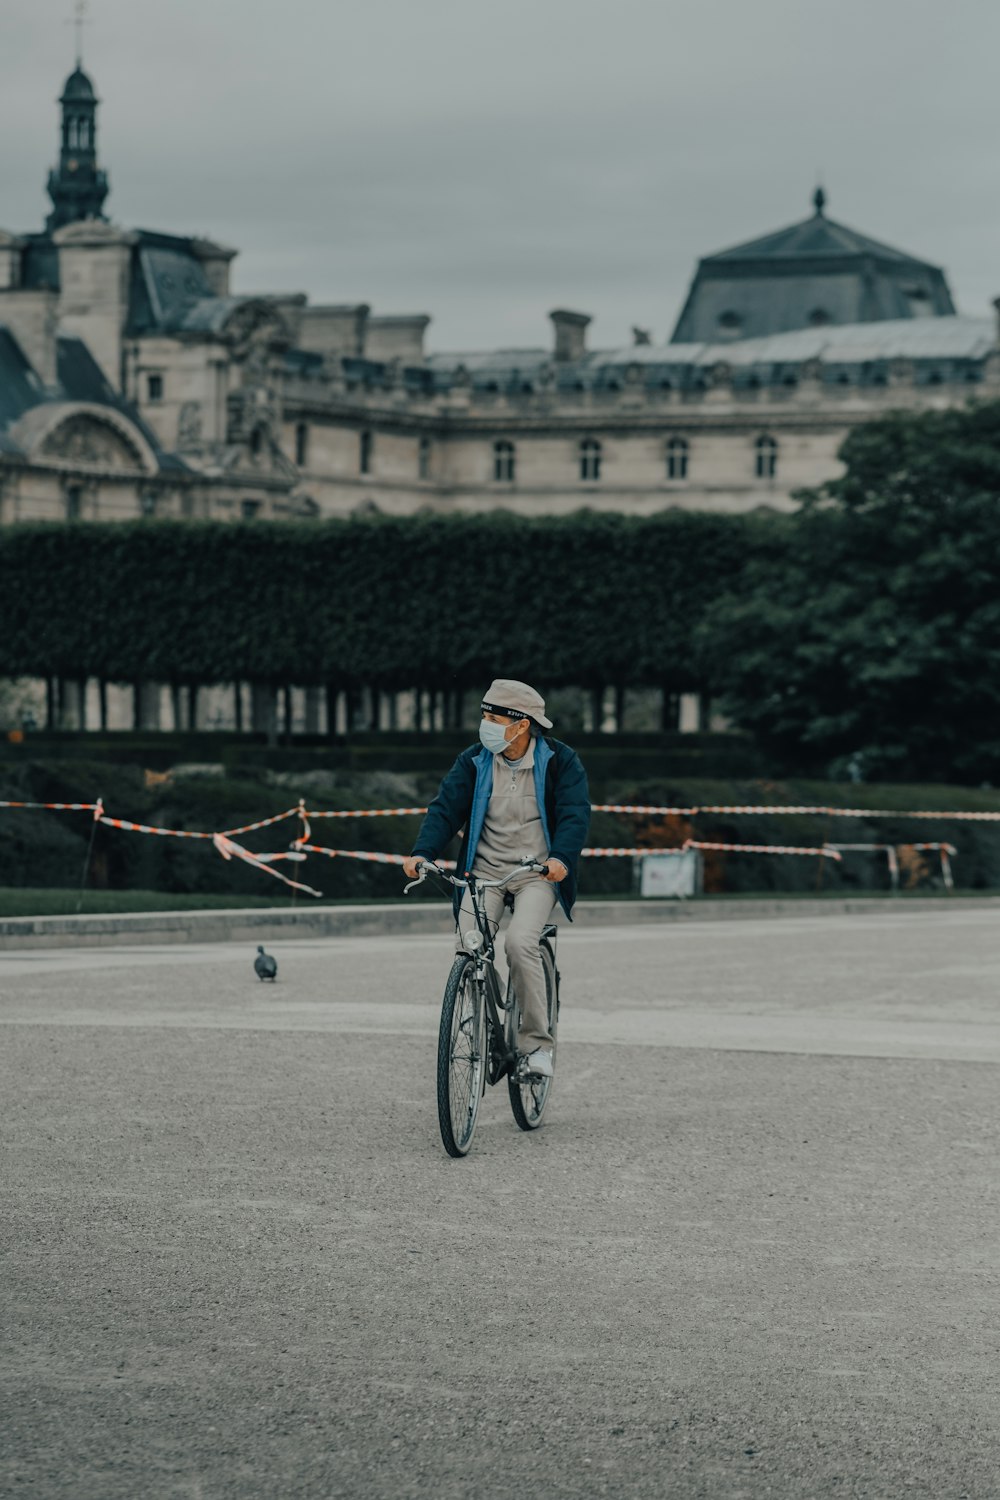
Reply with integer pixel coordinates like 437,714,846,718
403,857,549,896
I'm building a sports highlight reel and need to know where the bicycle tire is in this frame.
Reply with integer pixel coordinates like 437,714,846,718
507,939,558,1132
437,955,485,1158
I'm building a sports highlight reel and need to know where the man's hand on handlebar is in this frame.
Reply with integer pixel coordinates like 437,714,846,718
543,857,568,883
402,854,429,880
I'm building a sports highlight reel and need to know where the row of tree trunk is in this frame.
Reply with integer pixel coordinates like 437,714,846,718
40,679,710,736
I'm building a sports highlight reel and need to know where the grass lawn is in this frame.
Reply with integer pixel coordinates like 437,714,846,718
0,888,313,918
0,886,991,919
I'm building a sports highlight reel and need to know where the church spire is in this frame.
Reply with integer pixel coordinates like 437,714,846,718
45,8,109,231
813,184,827,217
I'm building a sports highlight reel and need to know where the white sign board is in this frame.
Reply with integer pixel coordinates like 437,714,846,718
638,850,701,899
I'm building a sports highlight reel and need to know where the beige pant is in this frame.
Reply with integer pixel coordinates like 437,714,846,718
455,872,558,1053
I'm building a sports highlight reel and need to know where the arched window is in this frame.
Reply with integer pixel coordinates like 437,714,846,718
78,118,90,150
359,430,372,474
418,436,431,480
493,439,515,483
67,118,78,149
717,310,743,337
580,438,602,482
666,437,689,480
295,422,309,467
755,435,778,479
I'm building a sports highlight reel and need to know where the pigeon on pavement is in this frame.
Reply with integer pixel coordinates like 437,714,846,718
254,945,278,982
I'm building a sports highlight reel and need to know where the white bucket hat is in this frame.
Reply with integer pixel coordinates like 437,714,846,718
480,678,553,730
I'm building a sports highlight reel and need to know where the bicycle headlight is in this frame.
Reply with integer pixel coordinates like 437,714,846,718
463,929,485,952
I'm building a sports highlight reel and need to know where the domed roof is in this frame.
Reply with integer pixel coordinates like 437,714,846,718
670,188,956,343
703,188,937,270
60,66,97,103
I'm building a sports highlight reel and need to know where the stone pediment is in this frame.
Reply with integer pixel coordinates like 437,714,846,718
222,299,292,357
11,401,157,474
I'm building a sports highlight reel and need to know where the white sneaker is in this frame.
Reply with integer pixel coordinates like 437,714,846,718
521,1048,554,1078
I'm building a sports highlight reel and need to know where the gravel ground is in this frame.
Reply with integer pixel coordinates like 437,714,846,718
2,909,999,1499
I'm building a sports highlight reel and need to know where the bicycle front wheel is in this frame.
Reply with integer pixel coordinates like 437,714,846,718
508,939,559,1132
437,955,486,1158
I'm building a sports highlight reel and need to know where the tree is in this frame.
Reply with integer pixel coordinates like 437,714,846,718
697,402,1000,782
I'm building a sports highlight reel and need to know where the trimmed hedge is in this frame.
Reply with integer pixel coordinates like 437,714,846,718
0,511,765,690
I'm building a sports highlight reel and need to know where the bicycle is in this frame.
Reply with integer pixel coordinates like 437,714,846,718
404,857,561,1158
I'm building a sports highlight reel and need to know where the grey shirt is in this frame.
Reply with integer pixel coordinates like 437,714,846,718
472,738,549,878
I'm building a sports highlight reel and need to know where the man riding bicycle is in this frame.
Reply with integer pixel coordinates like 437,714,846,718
403,679,590,1080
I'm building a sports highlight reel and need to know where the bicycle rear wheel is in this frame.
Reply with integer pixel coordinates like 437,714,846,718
437,955,485,1157
507,939,559,1132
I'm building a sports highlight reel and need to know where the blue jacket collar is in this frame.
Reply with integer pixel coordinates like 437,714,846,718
463,738,566,914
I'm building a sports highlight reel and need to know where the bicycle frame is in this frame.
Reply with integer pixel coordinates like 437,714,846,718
406,858,550,1087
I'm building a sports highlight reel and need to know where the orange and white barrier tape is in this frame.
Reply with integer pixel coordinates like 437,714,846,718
591,804,697,816
307,806,429,819
0,799,101,811
7,798,1000,824
595,802,1000,822
824,840,957,891
0,796,978,897
220,805,304,837
99,814,215,840
295,844,457,869
582,842,841,859
697,805,1000,821
211,832,321,896
581,847,690,858
685,840,841,859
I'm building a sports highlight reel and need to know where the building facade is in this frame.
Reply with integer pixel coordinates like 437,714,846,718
2,61,999,733
2,62,999,537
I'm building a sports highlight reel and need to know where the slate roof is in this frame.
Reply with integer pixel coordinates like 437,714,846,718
126,232,216,334
0,328,48,437
0,323,186,469
424,348,551,393
595,316,994,369
671,194,956,342
424,316,994,394
707,212,938,269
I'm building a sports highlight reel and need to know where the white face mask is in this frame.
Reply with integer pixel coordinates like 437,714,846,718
479,720,513,754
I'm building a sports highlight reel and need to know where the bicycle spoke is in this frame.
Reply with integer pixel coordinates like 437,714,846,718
445,967,482,1147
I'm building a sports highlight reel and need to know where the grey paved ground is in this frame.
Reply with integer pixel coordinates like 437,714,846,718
2,908,1000,1499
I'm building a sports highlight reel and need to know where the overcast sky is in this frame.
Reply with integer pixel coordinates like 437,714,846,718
3,0,999,351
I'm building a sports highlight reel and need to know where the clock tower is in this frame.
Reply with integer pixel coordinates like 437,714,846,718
45,63,109,231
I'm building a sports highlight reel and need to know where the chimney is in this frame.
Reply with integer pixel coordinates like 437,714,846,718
54,219,136,390
365,314,431,365
190,237,238,297
298,303,371,361
549,308,591,363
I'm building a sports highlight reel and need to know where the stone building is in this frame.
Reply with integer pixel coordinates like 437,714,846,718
1,60,998,730
2,59,998,538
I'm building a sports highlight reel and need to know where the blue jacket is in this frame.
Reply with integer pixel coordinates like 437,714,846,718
411,736,591,920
